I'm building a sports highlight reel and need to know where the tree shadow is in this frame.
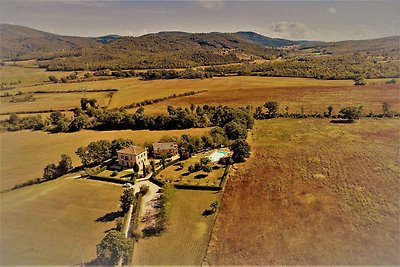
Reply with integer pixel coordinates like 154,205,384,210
182,172,191,177
330,119,353,124
202,209,215,217
194,174,208,179
95,211,123,222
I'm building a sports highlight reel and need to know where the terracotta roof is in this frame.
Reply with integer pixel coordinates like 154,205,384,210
117,146,146,155
153,142,178,150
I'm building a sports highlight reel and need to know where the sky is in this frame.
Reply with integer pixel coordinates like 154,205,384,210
0,0,399,41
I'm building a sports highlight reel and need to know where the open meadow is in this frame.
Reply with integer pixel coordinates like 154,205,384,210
0,91,111,113
0,176,123,265
2,71,398,117
207,118,400,265
142,77,399,115
133,189,219,265
0,128,209,190
0,66,73,87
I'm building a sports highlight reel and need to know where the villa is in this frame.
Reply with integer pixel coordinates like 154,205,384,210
153,142,179,157
117,146,148,171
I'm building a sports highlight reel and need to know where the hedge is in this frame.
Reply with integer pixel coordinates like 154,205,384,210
87,175,129,184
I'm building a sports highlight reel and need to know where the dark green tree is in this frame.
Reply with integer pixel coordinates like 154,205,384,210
119,188,134,213
223,121,247,140
327,105,334,117
230,139,251,163
43,163,59,180
58,154,72,174
96,230,133,265
339,106,363,122
263,101,279,118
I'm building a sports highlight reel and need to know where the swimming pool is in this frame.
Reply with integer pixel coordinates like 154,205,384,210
208,150,228,162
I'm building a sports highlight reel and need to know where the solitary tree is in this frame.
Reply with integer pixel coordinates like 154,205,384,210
161,154,167,169
96,230,133,265
133,162,140,179
142,162,147,177
150,160,156,177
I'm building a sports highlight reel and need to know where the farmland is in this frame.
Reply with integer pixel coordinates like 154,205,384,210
0,177,123,265
0,127,209,190
206,118,400,265
0,66,73,87
133,189,219,265
0,91,111,113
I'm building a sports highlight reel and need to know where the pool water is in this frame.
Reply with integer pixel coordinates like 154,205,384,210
208,150,228,162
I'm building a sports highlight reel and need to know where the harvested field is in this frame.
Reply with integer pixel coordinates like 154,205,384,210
133,189,219,265
143,78,399,115
207,118,400,265
0,177,123,265
0,91,111,113
0,66,73,87
0,128,209,190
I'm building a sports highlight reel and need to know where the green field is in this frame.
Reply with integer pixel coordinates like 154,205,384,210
208,118,400,265
157,151,226,187
133,189,219,265
0,128,209,190
0,176,123,265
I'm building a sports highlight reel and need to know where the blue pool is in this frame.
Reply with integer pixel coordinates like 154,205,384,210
208,150,228,162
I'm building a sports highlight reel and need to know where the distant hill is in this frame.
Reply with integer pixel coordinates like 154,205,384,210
301,36,400,54
43,31,282,70
0,24,117,61
234,31,309,47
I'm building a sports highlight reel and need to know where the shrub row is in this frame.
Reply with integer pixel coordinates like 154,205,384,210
121,90,207,110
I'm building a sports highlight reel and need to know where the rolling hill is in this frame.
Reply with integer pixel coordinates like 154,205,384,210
43,31,283,70
234,31,309,47
0,24,119,61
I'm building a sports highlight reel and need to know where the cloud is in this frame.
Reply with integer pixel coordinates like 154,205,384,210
269,21,312,40
196,0,224,9
327,7,336,14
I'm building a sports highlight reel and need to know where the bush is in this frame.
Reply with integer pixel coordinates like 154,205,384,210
111,170,118,177
200,157,211,165
202,165,212,173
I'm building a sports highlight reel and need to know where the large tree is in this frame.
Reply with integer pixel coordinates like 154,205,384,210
119,188,134,213
263,101,279,118
223,121,247,140
230,139,251,163
96,230,133,265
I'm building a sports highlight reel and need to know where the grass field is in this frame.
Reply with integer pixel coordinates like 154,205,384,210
157,152,225,187
0,128,209,190
142,77,399,115
207,118,400,265
0,176,123,265
0,91,111,113
0,66,73,87
133,189,219,265
2,73,398,116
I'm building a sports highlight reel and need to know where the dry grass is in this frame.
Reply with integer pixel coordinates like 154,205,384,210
133,189,219,265
0,177,123,265
0,66,73,87
157,152,225,187
142,77,399,115
207,118,400,265
0,128,209,190
0,91,111,113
